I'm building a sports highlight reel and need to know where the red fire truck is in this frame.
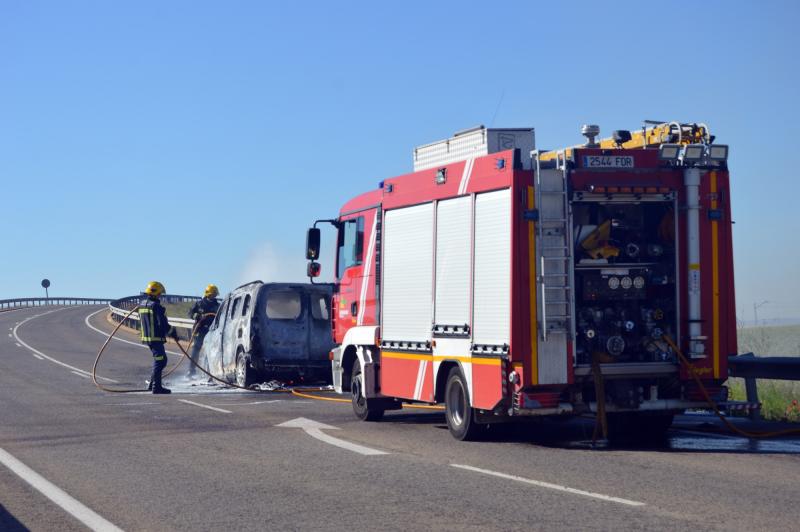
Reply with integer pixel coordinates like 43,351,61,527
305,122,735,440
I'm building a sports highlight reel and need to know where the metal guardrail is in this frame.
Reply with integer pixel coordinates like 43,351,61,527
108,294,203,341
0,297,112,310
728,353,800,419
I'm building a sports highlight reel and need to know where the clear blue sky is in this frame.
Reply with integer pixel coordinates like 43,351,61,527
1,1,798,323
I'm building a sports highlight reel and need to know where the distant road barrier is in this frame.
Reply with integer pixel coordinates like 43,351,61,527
0,297,112,311
728,353,800,419
108,294,202,341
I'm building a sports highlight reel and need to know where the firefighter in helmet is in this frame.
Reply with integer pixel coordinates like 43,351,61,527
140,281,179,394
186,284,220,378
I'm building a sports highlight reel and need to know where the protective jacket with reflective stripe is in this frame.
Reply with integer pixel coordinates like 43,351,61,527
140,297,170,343
189,297,220,335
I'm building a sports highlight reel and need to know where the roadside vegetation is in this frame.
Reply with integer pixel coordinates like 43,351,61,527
727,324,800,422
163,301,195,319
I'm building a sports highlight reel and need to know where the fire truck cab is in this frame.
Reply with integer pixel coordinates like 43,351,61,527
306,123,735,441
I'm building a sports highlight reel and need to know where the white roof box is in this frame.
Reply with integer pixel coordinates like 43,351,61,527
413,125,535,171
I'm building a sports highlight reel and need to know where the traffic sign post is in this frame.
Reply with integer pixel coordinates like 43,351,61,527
41,279,50,304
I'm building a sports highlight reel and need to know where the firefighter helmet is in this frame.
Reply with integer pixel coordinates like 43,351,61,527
204,284,219,298
144,281,165,298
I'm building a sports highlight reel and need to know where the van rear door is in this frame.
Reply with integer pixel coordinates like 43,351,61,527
260,286,307,362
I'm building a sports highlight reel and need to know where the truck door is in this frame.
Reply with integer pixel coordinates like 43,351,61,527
333,209,378,343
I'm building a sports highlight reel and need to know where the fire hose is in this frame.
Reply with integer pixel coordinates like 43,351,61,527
92,306,441,409
590,335,800,441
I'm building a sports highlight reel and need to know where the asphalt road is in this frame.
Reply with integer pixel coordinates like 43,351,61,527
1,305,799,531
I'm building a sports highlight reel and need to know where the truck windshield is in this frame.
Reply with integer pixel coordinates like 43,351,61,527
265,290,302,320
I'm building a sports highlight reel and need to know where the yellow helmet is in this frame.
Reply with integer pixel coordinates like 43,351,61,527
204,284,219,298
144,281,165,297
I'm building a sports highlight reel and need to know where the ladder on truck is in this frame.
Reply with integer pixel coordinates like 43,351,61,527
532,151,573,379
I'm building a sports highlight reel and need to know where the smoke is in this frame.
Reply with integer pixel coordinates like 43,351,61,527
236,243,308,286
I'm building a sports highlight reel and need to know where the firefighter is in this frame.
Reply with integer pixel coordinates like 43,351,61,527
140,281,179,394
186,284,220,378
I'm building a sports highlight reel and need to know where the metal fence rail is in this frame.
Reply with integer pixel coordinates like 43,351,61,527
108,294,202,341
728,353,800,419
0,297,112,310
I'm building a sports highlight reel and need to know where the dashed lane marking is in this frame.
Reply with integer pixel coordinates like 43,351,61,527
178,399,232,414
12,309,118,383
32,354,44,361
450,464,645,507
0,446,123,531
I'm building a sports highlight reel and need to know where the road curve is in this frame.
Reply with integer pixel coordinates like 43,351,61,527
0,305,798,531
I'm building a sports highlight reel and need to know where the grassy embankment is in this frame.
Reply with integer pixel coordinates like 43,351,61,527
728,324,800,422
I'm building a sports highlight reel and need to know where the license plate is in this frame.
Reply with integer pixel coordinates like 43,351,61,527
582,155,635,168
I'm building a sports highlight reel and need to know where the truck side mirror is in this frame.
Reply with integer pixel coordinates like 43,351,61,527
306,228,321,260
307,261,321,278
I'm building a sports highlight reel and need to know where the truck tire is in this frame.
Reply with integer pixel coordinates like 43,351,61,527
607,412,674,444
445,367,482,441
235,351,255,388
351,359,384,421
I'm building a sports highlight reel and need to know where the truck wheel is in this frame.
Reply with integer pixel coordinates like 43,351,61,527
351,359,384,421
607,413,674,444
235,351,255,388
445,367,482,441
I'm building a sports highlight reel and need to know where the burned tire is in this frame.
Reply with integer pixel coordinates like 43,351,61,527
445,367,483,441
607,413,674,444
235,351,255,388
351,359,384,421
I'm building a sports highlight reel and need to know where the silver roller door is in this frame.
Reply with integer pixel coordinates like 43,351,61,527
382,203,434,342
435,196,471,328
473,188,511,347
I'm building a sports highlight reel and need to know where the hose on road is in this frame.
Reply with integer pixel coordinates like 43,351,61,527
92,307,443,410
663,334,800,439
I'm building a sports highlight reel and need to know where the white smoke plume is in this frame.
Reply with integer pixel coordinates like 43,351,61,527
236,243,308,286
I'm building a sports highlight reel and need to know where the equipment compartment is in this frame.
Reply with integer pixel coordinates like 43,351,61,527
572,200,678,365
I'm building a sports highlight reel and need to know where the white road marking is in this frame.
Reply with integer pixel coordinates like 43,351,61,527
277,417,388,456
7,333,11,337
450,464,645,507
33,354,45,361
71,371,90,379
12,309,118,383
84,308,180,355
15,342,22,347
214,400,284,406
178,399,232,414
0,446,123,532
104,402,159,406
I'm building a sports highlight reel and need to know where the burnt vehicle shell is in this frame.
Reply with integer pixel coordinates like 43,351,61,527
200,281,334,385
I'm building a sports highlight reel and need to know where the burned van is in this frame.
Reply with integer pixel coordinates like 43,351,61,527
200,281,334,387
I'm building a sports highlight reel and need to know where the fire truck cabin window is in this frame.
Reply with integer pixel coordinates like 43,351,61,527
337,216,365,278
266,290,302,320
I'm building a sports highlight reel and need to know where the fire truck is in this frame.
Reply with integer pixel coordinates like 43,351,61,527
305,122,735,440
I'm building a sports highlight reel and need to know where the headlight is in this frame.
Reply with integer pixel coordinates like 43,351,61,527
633,276,645,289
608,277,620,290
620,276,633,290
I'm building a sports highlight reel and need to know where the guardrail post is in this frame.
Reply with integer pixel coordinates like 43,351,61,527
745,377,760,420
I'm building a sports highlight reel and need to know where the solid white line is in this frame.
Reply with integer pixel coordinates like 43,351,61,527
84,308,180,355
178,399,232,414
0,446,123,531
12,310,119,383
71,371,90,379
450,464,645,507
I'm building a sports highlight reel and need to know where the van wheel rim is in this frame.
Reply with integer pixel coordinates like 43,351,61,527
236,358,245,385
